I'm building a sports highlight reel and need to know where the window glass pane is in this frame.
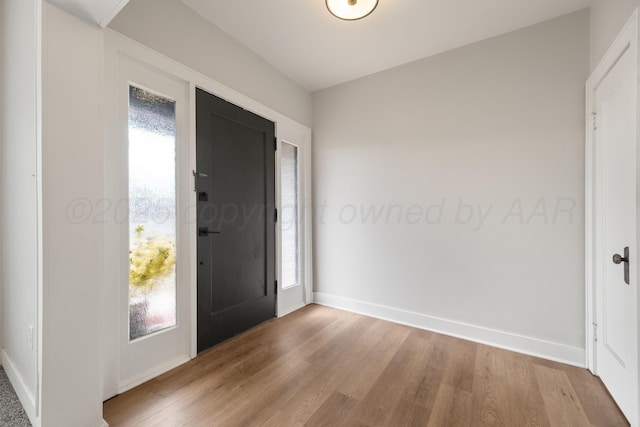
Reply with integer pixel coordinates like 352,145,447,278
128,86,177,340
281,142,300,288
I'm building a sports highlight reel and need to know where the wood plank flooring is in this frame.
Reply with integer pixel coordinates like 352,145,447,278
104,304,629,426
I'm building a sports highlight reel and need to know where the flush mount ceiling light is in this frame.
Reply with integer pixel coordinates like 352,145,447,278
326,0,379,21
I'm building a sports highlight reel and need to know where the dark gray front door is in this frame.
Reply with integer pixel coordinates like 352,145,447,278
196,88,276,352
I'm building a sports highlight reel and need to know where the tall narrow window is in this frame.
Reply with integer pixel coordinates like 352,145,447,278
128,86,177,340
281,141,300,288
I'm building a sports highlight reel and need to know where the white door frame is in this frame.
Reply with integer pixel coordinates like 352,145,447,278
585,7,639,425
102,29,313,399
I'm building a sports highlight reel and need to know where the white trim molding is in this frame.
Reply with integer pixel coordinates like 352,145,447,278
2,349,40,426
313,292,586,367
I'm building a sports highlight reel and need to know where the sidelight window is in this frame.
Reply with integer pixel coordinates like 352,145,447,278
280,141,300,289
128,85,177,340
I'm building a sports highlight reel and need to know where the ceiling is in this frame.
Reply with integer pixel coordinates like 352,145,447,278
47,0,591,91
183,0,591,91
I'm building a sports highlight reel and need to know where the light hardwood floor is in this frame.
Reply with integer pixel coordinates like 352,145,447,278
104,304,629,426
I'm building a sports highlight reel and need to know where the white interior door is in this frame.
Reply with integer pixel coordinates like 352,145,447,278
592,16,639,425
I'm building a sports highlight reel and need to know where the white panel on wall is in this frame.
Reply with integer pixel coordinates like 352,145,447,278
312,10,589,364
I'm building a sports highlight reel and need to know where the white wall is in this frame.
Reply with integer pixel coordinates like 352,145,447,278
40,3,104,426
108,0,312,128
312,10,590,364
590,0,640,69
0,0,41,422
0,0,4,355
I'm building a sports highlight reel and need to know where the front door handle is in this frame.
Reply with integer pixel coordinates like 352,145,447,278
612,246,630,285
198,227,220,237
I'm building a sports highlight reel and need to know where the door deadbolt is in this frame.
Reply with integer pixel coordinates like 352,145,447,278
612,246,630,285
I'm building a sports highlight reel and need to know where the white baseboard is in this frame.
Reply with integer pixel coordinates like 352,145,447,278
118,354,190,394
100,419,109,427
1,349,39,426
313,292,586,368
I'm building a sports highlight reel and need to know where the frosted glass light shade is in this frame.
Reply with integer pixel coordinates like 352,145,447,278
326,0,378,21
